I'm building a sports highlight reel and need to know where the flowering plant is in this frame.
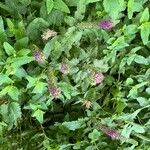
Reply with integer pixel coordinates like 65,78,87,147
0,0,150,149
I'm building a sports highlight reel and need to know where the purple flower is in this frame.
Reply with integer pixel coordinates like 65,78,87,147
92,72,104,84
48,85,60,98
60,63,69,75
98,20,113,30
100,126,120,140
33,50,45,62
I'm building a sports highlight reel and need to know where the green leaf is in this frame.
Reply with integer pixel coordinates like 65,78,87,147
59,82,78,100
88,129,101,143
0,74,13,85
140,8,149,23
54,0,70,13
103,0,125,19
11,56,34,68
46,0,54,14
134,55,148,65
132,123,145,133
32,109,44,123
27,18,49,40
139,22,150,45
0,16,7,42
17,49,31,56
8,102,21,127
0,86,10,97
127,0,134,19
8,86,20,101
3,42,15,56
32,81,47,94
146,87,150,95
26,76,38,89
62,119,86,131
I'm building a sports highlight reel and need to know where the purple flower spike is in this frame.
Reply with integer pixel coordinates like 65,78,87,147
33,50,45,62
48,85,60,98
98,20,113,30
60,63,69,75
100,126,120,140
92,72,104,84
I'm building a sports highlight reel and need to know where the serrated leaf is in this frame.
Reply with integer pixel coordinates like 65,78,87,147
46,0,54,14
140,8,149,23
0,74,13,85
32,81,46,94
103,0,125,19
88,129,101,142
58,82,76,99
8,102,21,127
3,42,15,56
54,0,70,13
62,119,86,131
8,86,20,101
32,109,44,123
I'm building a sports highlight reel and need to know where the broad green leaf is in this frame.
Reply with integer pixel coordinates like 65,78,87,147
17,49,31,56
54,0,70,13
62,120,85,131
132,123,145,133
32,81,47,94
88,129,101,143
75,0,86,21
26,76,38,89
14,37,29,50
136,97,148,107
32,109,44,123
93,59,109,72
8,102,21,127
0,74,13,85
27,18,49,40
103,0,125,19
0,86,10,97
125,78,134,86
11,56,34,68
58,82,77,99
140,8,149,23
46,0,54,14
134,55,148,65
139,22,150,45
8,86,20,101
128,0,134,19
3,42,15,56
146,87,150,95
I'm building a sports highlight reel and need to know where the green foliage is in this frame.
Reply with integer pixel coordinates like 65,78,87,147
0,0,150,149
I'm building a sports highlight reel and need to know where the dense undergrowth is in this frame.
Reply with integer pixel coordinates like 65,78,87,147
0,0,150,149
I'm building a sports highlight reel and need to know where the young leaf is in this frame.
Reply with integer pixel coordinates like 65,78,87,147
32,109,44,124
88,129,101,143
0,74,13,85
128,0,134,19
140,7,149,23
46,0,54,14
8,86,20,101
103,0,125,19
139,22,150,45
54,0,70,13
3,42,15,56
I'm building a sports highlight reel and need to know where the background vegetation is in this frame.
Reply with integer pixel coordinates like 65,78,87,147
0,0,150,149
